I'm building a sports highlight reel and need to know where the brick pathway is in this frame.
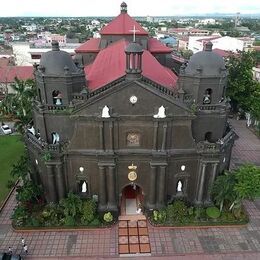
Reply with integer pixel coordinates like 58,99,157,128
0,119,259,259
118,219,151,255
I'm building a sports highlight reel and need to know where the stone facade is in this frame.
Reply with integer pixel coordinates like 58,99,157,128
25,4,237,216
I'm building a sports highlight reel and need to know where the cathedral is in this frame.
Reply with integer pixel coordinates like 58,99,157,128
25,2,237,216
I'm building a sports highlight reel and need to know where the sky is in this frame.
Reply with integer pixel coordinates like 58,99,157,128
0,0,260,17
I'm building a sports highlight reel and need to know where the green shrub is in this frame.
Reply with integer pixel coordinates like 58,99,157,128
89,218,101,226
103,212,113,223
194,207,206,220
206,207,221,219
152,209,166,223
166,200,188,223
81,199,96,224
12,205,29,226
64,215,76,226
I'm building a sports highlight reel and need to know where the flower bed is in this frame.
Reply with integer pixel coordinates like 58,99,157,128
149,201,249,227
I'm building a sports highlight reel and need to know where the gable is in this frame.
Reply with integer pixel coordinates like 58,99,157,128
75,81,192,117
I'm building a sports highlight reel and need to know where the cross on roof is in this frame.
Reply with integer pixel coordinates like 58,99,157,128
129,25,140,42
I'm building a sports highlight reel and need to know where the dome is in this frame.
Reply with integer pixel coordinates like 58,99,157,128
125,42,143,53
39,41,78,75
185,42,226,76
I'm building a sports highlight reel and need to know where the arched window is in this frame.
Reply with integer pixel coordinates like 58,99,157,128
205,132,212,142
52,90,62,105
51,132,60,144
203,88,212,104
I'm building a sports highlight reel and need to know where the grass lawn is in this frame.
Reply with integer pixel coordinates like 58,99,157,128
0,135,24,206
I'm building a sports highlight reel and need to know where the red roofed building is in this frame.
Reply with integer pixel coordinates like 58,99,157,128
26,2,236,220
0,66,33,94
75,2,174,70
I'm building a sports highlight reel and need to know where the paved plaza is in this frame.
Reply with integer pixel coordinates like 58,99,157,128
0,119,259,259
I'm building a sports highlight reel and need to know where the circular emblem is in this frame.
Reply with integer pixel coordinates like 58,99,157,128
128,171,137,181
129,95,138,104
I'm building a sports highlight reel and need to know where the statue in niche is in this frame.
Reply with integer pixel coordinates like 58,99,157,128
153,106,166,118
101,105,110,118
82,181,87,193
177,180,183,192
28,126,35,135
203,89,211,104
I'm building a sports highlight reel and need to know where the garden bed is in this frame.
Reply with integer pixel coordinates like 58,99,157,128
148,201,249,228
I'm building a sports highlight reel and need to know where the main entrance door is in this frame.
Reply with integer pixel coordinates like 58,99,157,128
121,184,143,215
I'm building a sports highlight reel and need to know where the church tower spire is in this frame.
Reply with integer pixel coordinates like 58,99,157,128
120,2,127,14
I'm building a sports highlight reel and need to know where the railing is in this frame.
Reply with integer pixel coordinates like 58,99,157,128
25,132,66,154
26,132,45,150
47,105,67,111
197,105,217,111
141,76,178,98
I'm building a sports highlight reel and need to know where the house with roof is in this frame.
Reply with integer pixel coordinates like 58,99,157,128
25,2,237,217
0,66,33,95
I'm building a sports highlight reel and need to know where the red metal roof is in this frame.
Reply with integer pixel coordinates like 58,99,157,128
100,13,148,35
0,66,33,83
75,38,101,53
213,48,232,58
148,38,172,53
85,39,178,91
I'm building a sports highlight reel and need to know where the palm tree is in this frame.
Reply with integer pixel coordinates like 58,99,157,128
10,78,36,118
211,171,237,211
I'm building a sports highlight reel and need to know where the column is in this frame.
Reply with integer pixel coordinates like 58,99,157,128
161,123,167,151
196,162,207,205
99,122,104,150
153,122,158,150
109,121,114,151
205,163,218,203
148,166,157,208
46,164,57,202
56,164,66,200
107,166,117,210
98,166,107,210
157,166,166,207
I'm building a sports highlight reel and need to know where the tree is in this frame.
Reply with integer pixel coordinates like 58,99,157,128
227,51,260,119
59,192,82,218
211,171,237,211
0,78,36,132
212,164,260,213
234,164,260,200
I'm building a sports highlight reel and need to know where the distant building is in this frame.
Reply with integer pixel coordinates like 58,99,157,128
0,66,33,94
188,36,254,53
198,19,216,25
169,28,210,37
21,24,37,32
178,37,189,50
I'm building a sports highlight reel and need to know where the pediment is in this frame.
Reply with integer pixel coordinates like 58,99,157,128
74,80,192,118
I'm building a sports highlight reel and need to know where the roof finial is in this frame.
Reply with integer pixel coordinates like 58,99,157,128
120,2,127,14
51,41,60,51
204,41,213,52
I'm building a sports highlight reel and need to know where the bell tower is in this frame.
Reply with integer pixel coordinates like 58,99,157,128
180,42,229,142
125,42,143,80
120,2,127,14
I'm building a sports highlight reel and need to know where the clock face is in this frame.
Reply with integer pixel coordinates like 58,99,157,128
130,95,138,104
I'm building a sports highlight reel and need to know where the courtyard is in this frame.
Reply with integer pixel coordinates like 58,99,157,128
0,119,259,259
